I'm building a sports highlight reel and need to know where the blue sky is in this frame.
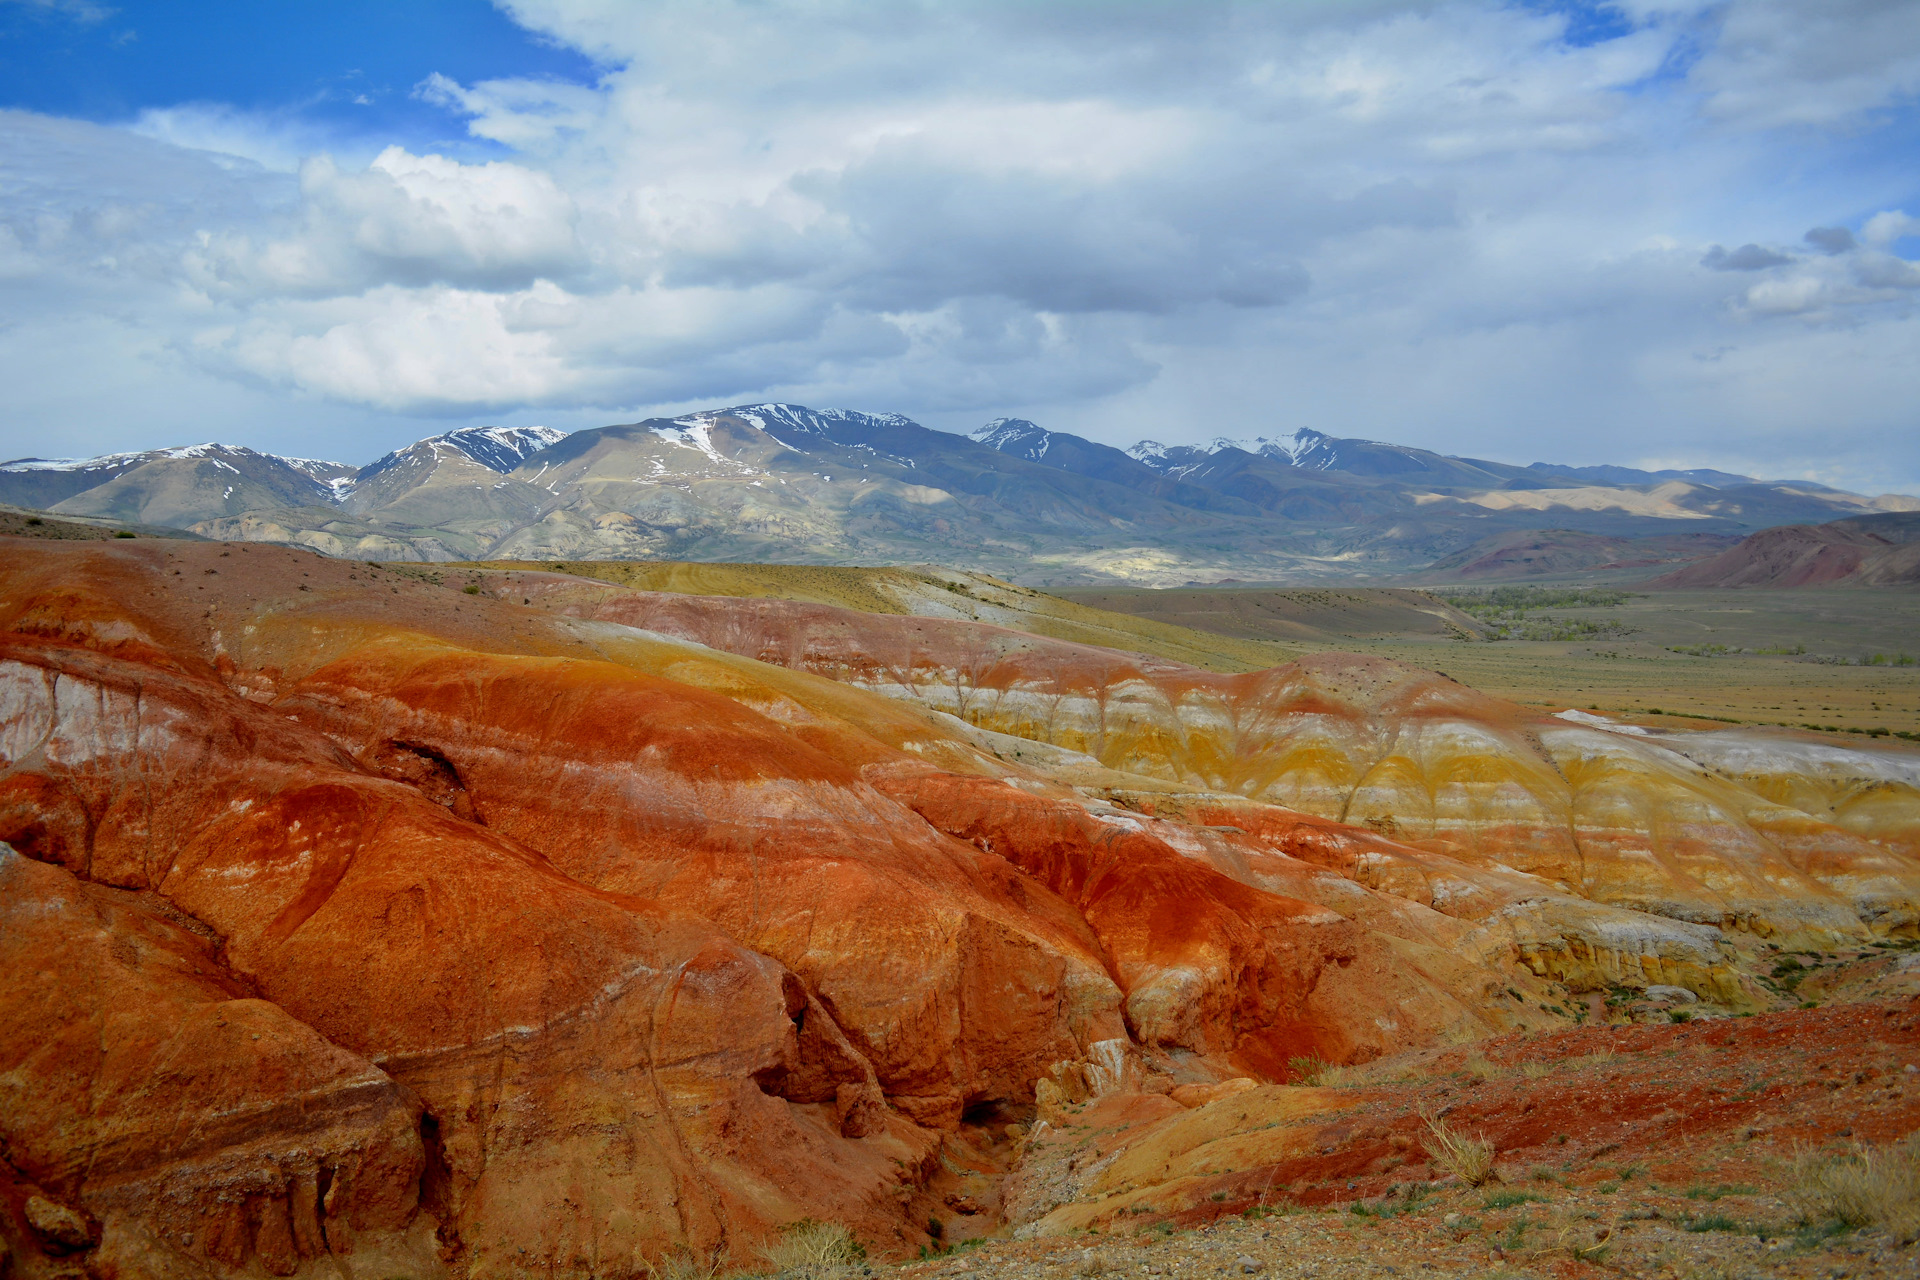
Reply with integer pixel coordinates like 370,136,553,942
0,1,597,150
1,0,1918,491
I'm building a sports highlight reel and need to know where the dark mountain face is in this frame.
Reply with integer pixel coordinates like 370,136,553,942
1527,461,1758,487
1653,514,1920,588
5,407,1912,583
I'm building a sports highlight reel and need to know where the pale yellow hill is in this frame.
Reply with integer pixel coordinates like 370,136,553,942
465,559,1312,674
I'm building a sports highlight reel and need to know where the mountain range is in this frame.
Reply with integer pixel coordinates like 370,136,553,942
6,406,1913,584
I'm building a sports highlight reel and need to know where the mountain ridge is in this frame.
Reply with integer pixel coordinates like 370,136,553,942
8,405,1913,583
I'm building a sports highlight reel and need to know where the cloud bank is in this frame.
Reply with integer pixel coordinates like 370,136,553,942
2,0,1919,491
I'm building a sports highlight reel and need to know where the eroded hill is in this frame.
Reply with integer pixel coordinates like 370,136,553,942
2,539,1918,1278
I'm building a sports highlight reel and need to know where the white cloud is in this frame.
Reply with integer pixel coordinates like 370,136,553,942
413,73,602,147
1,0,1919,491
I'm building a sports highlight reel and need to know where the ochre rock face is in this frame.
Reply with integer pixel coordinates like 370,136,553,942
0,846,430,1279
527,578,1920,947
4,538,1919,1277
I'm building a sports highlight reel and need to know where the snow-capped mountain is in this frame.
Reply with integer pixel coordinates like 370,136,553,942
970,418,1054,461
707,403,916,438
7,407,1911,580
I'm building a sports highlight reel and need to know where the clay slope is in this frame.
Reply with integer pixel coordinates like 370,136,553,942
500,566,1920,953
0,538,1576,1279
5,540,1920,1277
1654,512,1920,587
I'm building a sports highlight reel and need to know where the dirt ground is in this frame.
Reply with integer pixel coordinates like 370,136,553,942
890,997,1920,1280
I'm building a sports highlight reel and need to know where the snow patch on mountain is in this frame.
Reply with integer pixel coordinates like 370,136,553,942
1130,429,1334,473
656,419,759,472
710,402,918,436
440,426,568,473
971,418,1051,460
2,444,232,472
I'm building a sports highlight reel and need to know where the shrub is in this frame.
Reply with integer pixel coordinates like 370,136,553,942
761,1220,866,1279
1420,1107,1497,1186
1288,1055,1354,1086
650,1251,726,1280
1484,1190,1545,1210
1788,1138,1920,1242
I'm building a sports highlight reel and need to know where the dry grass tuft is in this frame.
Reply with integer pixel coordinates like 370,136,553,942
650,1251,728,1280
1463,1055,1505,1081
1787,1137,1920,1241
760,1220,865,1279
1288,1055,1357,1086
1420,1106,1498,1187
1520,1061,1551,1081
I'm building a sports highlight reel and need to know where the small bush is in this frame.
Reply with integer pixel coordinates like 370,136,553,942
463,584,482,595
114,530,136,538
1484,1190,1546,1210
1685,1183,1755,1201
1420,1107,1497,1187
761,1220,866,1279
1788,1138,1920,1242
1288,1055,1354,1086
1685,1214,1739,1233
650,1251,726,1280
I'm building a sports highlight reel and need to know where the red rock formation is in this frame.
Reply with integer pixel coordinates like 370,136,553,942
4,537,1916,1277
514,574,1920,948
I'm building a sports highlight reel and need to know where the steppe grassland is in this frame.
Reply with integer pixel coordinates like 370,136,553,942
467,561,1920,736
1331,588,1920,736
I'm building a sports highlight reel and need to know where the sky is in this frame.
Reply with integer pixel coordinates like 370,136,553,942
1,0,1918,492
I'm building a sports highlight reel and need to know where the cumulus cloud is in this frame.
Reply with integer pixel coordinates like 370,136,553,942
1702,244,1793,271
2,0,1920,490
1805,226,1856,254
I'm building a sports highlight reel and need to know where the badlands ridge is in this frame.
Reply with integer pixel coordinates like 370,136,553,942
1,536,1918,1278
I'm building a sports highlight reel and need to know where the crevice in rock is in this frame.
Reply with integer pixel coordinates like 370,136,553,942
365,739,483,824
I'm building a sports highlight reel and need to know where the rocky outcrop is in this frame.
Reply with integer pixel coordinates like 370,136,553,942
4,536,1918,1275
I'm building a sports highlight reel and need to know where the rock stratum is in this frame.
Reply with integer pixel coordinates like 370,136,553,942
2,537,1918,1278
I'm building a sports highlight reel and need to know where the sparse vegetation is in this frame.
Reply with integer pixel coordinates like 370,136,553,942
1787,1137,1920,1242
1420,1107,1497,1187
1483,1189,1546,1210
1288,1055,1356,1086
1435,587,1640,642
760,1220,866,1279
649,1249,729,1280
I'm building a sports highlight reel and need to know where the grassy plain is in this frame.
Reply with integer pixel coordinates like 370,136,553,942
459,560,1920,737
1064,585,1920,737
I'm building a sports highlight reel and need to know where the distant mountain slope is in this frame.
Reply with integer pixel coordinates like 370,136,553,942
1652,512,1920,588
7,407,1914,583
0,445,348,525
1419,528,1743,581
